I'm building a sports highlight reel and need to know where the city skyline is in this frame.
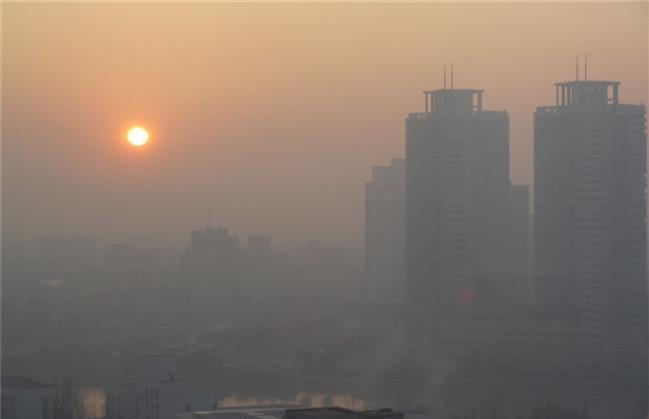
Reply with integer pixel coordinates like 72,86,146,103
3,4,648,418
4,3,647,249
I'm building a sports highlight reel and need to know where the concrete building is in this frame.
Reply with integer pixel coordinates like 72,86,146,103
365,158,405,302
405,87,510,319
1,376,55,419
533,78,647,365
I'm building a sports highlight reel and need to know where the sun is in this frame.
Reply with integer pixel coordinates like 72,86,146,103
127,126,149,147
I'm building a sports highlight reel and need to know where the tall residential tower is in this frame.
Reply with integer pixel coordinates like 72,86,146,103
405,88,510,319
534,78,647,364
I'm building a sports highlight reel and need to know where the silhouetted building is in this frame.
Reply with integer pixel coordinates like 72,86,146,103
405,87,510,319
181,228,240,280
365,158,405,302
534,78,647,365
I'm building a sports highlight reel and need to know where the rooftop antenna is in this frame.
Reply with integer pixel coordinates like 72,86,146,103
576,55,579,81
443,65,447,89
451,64,454,89
206,201,212,229
584,53,588,81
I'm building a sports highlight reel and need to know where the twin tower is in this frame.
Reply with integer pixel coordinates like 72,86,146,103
404,79,647,363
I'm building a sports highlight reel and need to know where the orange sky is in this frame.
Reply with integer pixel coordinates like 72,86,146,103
3,3,648,250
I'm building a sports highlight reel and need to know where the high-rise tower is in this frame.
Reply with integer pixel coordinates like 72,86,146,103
365,158,405,302
534,78,647,364
405,88,510,319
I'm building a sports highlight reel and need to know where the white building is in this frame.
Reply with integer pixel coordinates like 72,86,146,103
1,376,55,419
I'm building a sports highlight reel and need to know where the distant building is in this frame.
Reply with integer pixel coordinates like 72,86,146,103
533,78,647,364
365,158,405,302
1,376,55,419
405,87,510,319
181,228,240,280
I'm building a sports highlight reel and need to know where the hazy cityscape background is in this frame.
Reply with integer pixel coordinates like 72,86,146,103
2,3,649,419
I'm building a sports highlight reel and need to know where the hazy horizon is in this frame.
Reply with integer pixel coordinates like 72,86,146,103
4,2,648,250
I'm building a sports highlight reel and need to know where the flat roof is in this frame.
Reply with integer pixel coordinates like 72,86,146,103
423,88,484,94
2,376,52,390
554,80,619,87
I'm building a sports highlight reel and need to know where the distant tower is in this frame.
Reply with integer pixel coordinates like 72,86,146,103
406,86,510,321
534,77,647,364
365,158,405,302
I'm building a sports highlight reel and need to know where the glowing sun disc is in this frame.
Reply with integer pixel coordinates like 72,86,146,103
127,126,149,146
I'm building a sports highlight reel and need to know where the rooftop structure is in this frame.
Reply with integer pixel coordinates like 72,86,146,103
553,80,619,107
423,89,484,113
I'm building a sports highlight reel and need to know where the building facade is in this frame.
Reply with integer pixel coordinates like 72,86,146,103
533,79,647,364
365,158,406,302
405,88,510,318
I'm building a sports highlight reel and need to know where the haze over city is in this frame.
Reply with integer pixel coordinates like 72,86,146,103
2,3,649,419
4,3,647,249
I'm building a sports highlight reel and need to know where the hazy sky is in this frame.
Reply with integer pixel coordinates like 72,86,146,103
3,2,647,250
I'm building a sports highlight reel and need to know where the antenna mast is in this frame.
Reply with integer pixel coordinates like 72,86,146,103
584,53,588,81
451,64,454,89
443,65,447,89
576,55,579,81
